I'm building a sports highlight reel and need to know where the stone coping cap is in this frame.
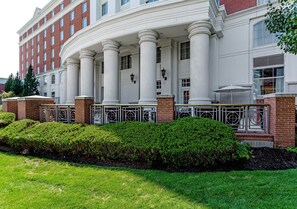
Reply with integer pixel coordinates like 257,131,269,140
157,95,175,99
75,96,94,100
2,97,20,101
17,95,55,101
263,93,297,98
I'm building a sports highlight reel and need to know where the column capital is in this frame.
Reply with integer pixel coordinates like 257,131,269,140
66,58,80,67
79,49,96,59
138,29,159,45
188,20,212,39
102,40,120,52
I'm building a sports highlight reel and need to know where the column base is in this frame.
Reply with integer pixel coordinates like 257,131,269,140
102,100,120,104
138,99,157,105
189,98,211,105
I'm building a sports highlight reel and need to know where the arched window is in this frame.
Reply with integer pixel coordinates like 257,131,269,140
253,20,278,47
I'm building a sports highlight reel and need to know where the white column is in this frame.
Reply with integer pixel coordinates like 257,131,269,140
138,29,158,104
188,20,212,104
102,40,120,104
60,69,67,104
80,49,96,97
66,58,80,104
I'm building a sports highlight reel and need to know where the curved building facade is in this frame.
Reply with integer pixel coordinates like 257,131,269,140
18,0,297,104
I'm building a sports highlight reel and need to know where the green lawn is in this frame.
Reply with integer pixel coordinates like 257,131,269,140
0,152,297,209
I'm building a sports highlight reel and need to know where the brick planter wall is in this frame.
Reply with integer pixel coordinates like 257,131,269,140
264,94,296,148
75,96,94,124
2,97,19,118
157,95,175,123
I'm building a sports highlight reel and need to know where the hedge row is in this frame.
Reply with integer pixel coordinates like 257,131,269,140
0,112,15,128
0,117,250,169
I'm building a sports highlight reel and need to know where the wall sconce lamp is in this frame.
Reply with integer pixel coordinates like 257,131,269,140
130,73,136,84
161,68,167,80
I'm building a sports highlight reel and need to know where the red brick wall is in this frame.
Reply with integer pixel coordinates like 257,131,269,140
2,99,19,119
19,0,91,77
157,96,175,123
75,96,94,124
220,0,257,14
264,96,296,147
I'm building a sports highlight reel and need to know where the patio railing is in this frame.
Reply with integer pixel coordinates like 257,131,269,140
175,104,270,133
90,104,157,124
40,104,75,123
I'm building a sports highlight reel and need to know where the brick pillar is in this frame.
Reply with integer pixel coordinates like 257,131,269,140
75,96,94,124
157,95,175,123
264,93,296,148
2,97,19,118
17,96,55,121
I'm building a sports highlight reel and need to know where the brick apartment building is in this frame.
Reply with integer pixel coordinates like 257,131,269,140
0,78,6,93
17,0,297,105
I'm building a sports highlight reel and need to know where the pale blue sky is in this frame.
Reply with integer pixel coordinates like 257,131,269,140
0,0,49,78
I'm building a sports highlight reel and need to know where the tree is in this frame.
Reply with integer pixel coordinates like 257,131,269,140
4,73,14,92
11,72,23,96
265,0,297,54
22,65,39,96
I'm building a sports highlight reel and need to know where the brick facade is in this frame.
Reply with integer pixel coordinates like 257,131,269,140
157,95,175,123
220,0,257,14
2,98,19,119
0,84,4,93
75,96,94,124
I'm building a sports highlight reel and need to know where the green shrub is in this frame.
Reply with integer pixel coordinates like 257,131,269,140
0,112,15,128
0,117,249,169
287,147,297,154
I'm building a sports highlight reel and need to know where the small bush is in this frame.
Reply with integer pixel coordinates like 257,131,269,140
0,112,15,128
0,117,249,169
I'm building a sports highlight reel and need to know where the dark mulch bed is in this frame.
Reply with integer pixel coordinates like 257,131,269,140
1,146,297,172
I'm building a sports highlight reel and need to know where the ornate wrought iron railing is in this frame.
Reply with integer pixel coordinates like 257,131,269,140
90,104,157,125
40,104,75,123
175,104,270,133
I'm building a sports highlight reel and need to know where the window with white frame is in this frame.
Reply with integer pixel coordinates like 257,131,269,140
44,29,47,37
60,3,64,10
44,17,47,23
146,0,158,3
180,41,190,60
44,52,47,61
156,80,161,89
37,56,40,64
51,61,55,70
156,47,161,63
102,2,108,16
44,41,47,49
31,39,34,45
182,78,191,87
51,49,55,58
37,34,40,42
51,36,55,45
121,55,132,70
70,25,74,36
31,59,34,66
60,31,64,41
37,45,40,52
51,24,55,33
253,20,278,47
37,67,40,74
253,55,284,96
70,10,75,21
121,0,130,6
82,2,87,13
37,22,40,28
51,10,55,17
82,17,87,28
60,18,64,27
44,64,47,73
31,48,34,56
51,74,55,84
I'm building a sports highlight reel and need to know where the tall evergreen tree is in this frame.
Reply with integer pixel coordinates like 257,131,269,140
4,73,14,92
23,65,39,96
11,72,23,96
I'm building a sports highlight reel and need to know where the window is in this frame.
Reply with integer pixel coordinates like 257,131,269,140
44,29,47,37
51,74,55,84
44,52,47,61
37,34,40,42
44,76,47,85
70,25,74,36
26,42,28,49
51,36,55,45
60,3,64,10
37,45,40,52
51,92,55,98
44,64,47,72
102,2,108,16
37,67,40,74
121,55,132,70
44,92,47,97
60,31,64,41
82,17,87,28
44,17,47,23
51,61,55,70
51,49,55,58
156,80,161,89
253,20,278,47
180,42,190,60
26,51,28,58
146,0,159,3
183,90,190,104
101,62,104,74
82,2,87,13
70,10,75,21
51,24,55,33
37,56,40,64
31,59,34,66
31,39,34,45
182,78,191,87
121,0,130,6
31,48,34,56
51,10,55,17
156,47,161,63
60,18,64,27
37,22,40,28
257,0,276,5
44,41,47,49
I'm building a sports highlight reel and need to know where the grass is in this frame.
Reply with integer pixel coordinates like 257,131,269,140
0,152,297,208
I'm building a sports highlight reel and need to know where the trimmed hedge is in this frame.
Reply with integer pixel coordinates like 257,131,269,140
0,112,15,128
0,117,249,169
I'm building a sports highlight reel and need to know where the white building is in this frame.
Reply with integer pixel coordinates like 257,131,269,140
19,0,297,104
